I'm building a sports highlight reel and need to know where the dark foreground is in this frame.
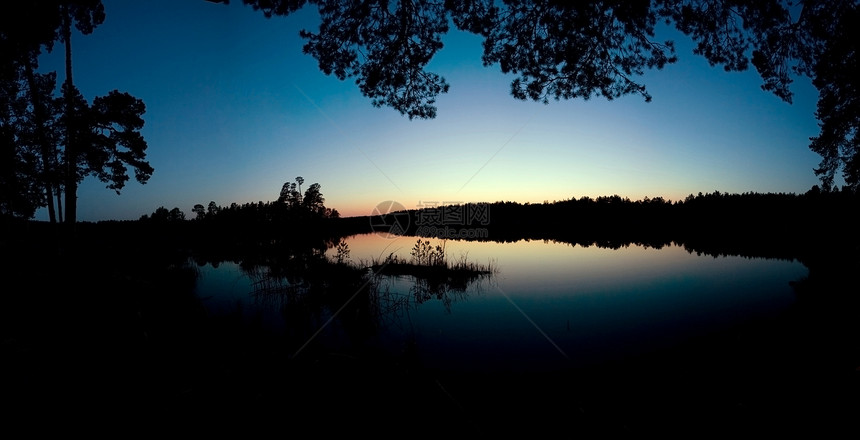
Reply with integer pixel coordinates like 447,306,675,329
2,223,858,436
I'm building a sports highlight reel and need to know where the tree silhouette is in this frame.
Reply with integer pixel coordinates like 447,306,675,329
302,182,324,214
0,1,153,224
299,0,450,119
58,84,152,199
85,90,153,192
0,68,43,219
169,207,186,222
278,180,299,206
207,200,220,216
805,2,859,190
33,70,64,223
149,206,169,223
192,203,206,220
0,58,66,220
466,0,676,103
58,0,106,226
295,175,304,203
214,0,860,189
1,2,67,222
271,177,335,218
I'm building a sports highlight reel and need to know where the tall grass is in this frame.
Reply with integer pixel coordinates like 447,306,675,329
365,238,496,277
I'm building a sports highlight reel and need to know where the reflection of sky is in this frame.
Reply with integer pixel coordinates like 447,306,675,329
323,234,808,371
335,234,805,295
34,0,827,221
192,261,254,313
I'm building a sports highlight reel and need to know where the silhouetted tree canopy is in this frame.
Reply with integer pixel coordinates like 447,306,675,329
0,0,152,224
207,200,220,216
87,90,153,191
168,207,186,222
0,62,61,219
805,3,860,190
212,0,860,189
302,182,325,213
192,203,206,220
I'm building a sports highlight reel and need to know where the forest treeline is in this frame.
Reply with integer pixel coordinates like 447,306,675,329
127,177,348,256
123,186,858,242
368,187,857,236
5,186,854,267
360,187,860,264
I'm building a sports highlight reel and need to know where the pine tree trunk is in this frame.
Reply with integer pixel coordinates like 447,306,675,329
62,6,76,228
56,188,63,223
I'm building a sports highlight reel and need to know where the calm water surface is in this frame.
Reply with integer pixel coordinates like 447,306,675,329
194,233,808,372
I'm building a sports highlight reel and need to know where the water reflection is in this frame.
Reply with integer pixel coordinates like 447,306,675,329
194,233,807,372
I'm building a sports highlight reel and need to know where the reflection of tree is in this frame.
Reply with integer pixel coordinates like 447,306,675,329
245,264,329,347
371,244,495,312
385,191,859,263
368,278,414,331
236,249,379,352
247,265,309,307
228,243,494,356
410,277,475,314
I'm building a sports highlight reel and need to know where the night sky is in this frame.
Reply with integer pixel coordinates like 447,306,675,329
35,0,826,221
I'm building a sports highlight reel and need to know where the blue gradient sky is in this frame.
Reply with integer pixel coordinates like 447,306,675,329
35,0,826,221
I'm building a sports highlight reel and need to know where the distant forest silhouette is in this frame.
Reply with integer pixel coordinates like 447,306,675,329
355,187,860,265
6,183,855,268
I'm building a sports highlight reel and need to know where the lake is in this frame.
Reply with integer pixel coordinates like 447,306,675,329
193,232,808,372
